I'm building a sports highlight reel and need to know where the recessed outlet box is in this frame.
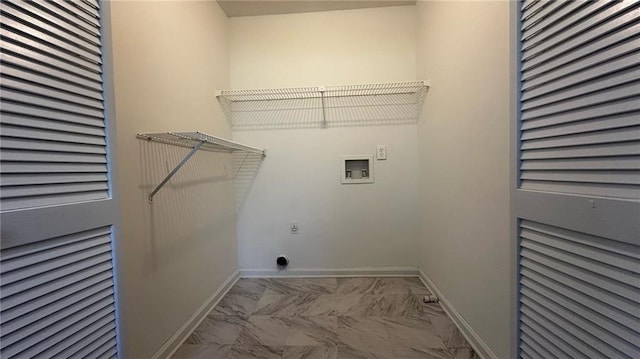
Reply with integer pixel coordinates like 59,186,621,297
341,155,374,184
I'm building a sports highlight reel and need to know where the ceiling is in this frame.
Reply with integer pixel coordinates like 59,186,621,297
217,0,417,17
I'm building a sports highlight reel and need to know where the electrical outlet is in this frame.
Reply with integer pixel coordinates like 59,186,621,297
376,145,387,160
290,221,299,234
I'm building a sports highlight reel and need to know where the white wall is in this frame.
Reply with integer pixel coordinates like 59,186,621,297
109,2,236,358
229,6,416,88
415,1,511,358
106,3,512,357
229,7,420,272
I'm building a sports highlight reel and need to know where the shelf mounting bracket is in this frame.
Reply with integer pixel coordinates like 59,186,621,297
148,140,205,203
319,86,327,128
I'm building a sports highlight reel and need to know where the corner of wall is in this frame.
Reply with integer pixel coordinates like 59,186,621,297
418,270,499,359
109,1,237,357
414,1,511,358
151,271,240,359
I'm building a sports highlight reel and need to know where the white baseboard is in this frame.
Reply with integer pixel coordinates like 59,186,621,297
418,269,497,359
240,267,419,278
151,270,241,359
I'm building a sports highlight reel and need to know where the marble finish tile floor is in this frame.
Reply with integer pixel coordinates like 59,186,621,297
173,277,478,359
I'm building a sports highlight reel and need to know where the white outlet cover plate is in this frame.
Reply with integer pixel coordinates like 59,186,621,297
376,145,387,160
290,221,299,234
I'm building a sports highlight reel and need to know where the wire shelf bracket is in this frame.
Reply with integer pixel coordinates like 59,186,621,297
136,131,266,203
216,80,431,131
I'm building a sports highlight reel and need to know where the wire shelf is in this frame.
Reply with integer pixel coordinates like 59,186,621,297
136,132,266,155
136,132,265,203
216,81,430,131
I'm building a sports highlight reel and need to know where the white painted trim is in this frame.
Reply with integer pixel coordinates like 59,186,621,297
418,270,498,359
240,267,419,278
151,270,241,359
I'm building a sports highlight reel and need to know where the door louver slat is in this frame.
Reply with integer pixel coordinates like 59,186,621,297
0,1,118,357
1,26,101,74
521,1,585,37
522,1,614,50
2,0,101,54
0,227,118,359
521,112,640,140
1,267,113,313
25,0,100,37
522,67,640,109
0,52,103,92
523,8,639,72
519,0,640,200
71,0,101,19
517,2,640,359
4,0,101,41
0,77,104,110
1,0,108,211
521,0,568,31
1,125,107,144
520,267,640,332
522,1,637,57
518,220,640,359
2,291,114,342
1,65,104,100
52,0,100,28
521,321,578,359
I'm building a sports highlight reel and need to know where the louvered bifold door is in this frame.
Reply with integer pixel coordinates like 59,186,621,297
516,1,640,359
0,1,119,358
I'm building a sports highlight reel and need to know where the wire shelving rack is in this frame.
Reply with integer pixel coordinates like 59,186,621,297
216,81,430,131
136,131,266,203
